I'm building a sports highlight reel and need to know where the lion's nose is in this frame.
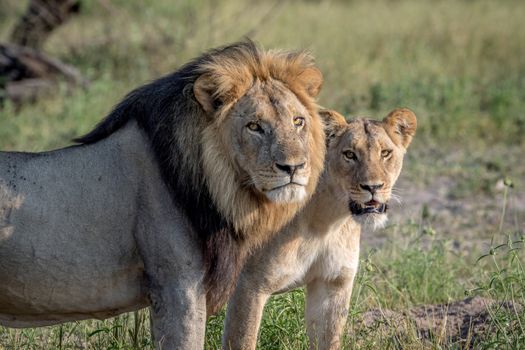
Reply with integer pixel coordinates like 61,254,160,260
275,162,306,176
360,183,384,194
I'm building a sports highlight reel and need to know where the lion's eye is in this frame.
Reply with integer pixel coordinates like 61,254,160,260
293,116,305,127
381,149,393,158
246,122,263,133
343,150,357,161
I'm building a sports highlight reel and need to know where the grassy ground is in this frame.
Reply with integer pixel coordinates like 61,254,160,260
1,0,524,348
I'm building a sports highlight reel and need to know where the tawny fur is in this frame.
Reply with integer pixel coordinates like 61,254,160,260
198,50,325,243
222,108,417,350
194,43,326,313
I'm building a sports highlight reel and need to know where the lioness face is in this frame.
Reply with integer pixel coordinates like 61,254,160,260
226,79,316,203
326,108,417,229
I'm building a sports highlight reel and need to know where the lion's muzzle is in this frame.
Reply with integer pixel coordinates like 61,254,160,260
264,182,307,203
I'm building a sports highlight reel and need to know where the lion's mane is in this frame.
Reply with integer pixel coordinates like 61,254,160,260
75,41,325,313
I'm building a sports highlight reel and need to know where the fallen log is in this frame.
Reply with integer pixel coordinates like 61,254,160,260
0,42,87,104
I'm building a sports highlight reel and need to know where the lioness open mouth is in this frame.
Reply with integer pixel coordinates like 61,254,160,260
349,199,388,215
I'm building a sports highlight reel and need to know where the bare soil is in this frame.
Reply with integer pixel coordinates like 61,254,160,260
362,147,525,251
358,296,520,348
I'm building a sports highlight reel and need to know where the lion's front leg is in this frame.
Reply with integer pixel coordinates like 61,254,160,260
148,277,207,349
134,211,208,349
305,277,355,350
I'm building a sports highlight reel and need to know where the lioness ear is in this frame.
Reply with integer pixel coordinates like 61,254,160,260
194,74,222,114
318,108,347,139
297,67,323,98
383,108,417,149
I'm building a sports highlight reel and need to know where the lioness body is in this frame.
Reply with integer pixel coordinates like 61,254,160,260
0,42,326,349
224,181,361,350
223,109,417,350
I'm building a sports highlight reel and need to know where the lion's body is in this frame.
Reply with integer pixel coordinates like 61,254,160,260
223,109,417,350
0,42,326,348
0,123,158,326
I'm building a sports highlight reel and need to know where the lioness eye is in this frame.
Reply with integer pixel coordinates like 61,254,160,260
381,149,393,158
246,122,263,133
343,150,357,161
293,116,305,127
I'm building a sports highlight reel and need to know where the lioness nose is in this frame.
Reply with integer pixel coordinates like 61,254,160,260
360,183,384,194
275,162,306,176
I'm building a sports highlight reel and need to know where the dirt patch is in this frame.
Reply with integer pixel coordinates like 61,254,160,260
362,159,525,251
357,296,520,348
399,176,523,249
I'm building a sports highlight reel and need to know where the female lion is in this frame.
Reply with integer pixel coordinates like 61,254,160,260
222,108,417,350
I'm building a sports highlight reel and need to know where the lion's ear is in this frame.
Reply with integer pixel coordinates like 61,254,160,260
318,109,347,139
383,108,417,149
297,67,323,98
194,74,222,114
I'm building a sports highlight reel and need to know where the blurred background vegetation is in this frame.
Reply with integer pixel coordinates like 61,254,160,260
1,0,524,151
0,0,524,348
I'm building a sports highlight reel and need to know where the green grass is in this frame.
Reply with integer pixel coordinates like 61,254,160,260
470,234,525,348
1,0,524,348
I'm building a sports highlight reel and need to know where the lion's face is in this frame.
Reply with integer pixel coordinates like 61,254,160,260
222,79,317,203
323,108,417,229
193,51,325,240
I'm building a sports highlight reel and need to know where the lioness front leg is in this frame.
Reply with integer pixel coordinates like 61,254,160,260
222,279,270,350
305,278,354,350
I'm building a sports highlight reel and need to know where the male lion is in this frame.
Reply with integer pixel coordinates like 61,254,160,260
0,41,327,349
223,108,417,350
